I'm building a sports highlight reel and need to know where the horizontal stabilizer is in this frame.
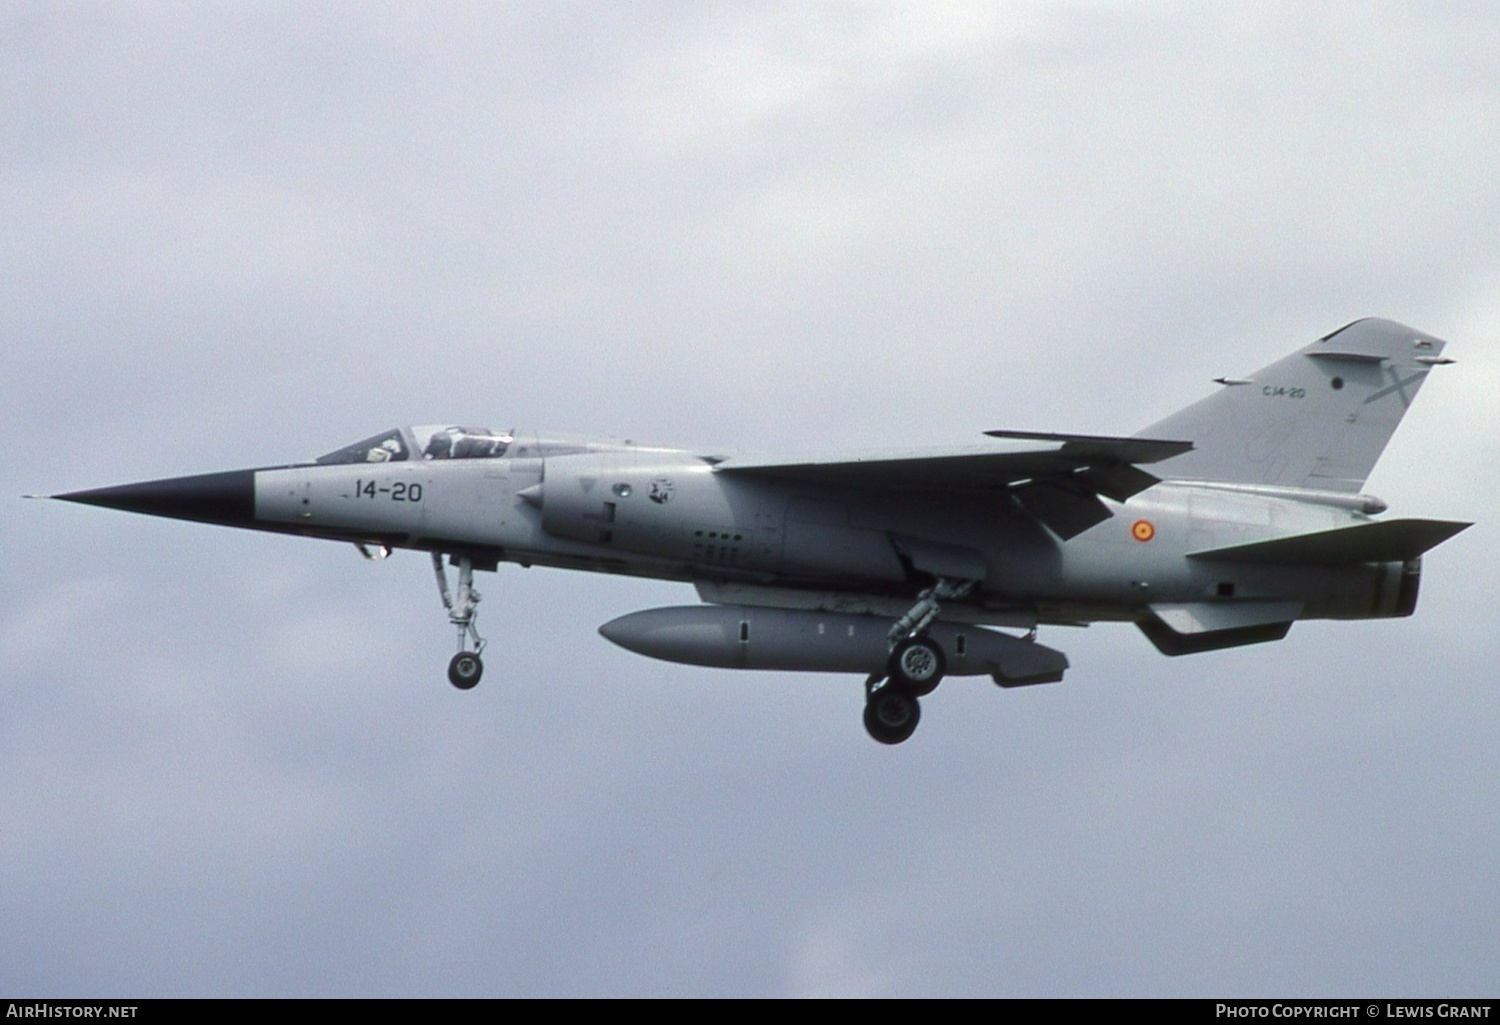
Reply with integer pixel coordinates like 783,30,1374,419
1188,518,1470,566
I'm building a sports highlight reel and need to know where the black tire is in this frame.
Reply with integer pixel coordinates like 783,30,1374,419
863,683,921,745
447,652,483,690
888,637,945,696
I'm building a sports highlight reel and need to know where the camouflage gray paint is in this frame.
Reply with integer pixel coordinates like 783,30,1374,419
55,319,1468,744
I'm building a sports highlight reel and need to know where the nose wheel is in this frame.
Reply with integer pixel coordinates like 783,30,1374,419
433,552,486,690
447,651,483,689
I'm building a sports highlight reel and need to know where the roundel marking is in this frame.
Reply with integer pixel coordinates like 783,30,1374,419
1131,519,1155,543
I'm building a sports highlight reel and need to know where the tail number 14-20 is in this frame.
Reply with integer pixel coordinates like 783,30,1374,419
354,479,423,502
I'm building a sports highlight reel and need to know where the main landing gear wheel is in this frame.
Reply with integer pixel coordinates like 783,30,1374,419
884,576,970,697
864,682,922,745
448,651,483,690
888,636,946,696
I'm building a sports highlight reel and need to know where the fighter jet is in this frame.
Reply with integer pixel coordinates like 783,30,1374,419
49,318,1469,744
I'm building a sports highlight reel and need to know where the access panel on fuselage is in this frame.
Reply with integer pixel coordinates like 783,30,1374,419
538,452,786,573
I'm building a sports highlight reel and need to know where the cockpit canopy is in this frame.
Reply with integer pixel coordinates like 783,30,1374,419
415,425,513,460
316,426,515,465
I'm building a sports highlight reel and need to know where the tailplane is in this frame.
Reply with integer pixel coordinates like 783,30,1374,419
1138,318,1452,493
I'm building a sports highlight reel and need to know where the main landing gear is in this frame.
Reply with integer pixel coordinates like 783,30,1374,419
433,553,486,689
862,577,976,745
864,677,922,745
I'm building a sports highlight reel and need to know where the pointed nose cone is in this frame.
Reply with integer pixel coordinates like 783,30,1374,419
55,469,258,529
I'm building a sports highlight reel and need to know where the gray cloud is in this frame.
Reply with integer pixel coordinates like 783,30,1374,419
2,2,1497,996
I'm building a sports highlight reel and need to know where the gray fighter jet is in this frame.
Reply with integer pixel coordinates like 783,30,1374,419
50,318,1469,744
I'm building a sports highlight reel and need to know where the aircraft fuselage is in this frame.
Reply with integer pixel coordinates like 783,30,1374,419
246,435,1412,628
51,318,1469,744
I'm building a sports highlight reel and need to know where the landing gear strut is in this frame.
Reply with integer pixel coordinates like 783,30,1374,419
433,553,485,689
860,576,977,744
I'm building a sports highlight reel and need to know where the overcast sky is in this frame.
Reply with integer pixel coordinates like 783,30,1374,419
3,2,1498,997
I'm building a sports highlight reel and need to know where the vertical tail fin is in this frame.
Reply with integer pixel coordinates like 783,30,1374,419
1137,318,1451,493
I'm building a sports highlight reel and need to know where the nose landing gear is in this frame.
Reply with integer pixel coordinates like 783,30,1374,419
433,552,486,689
